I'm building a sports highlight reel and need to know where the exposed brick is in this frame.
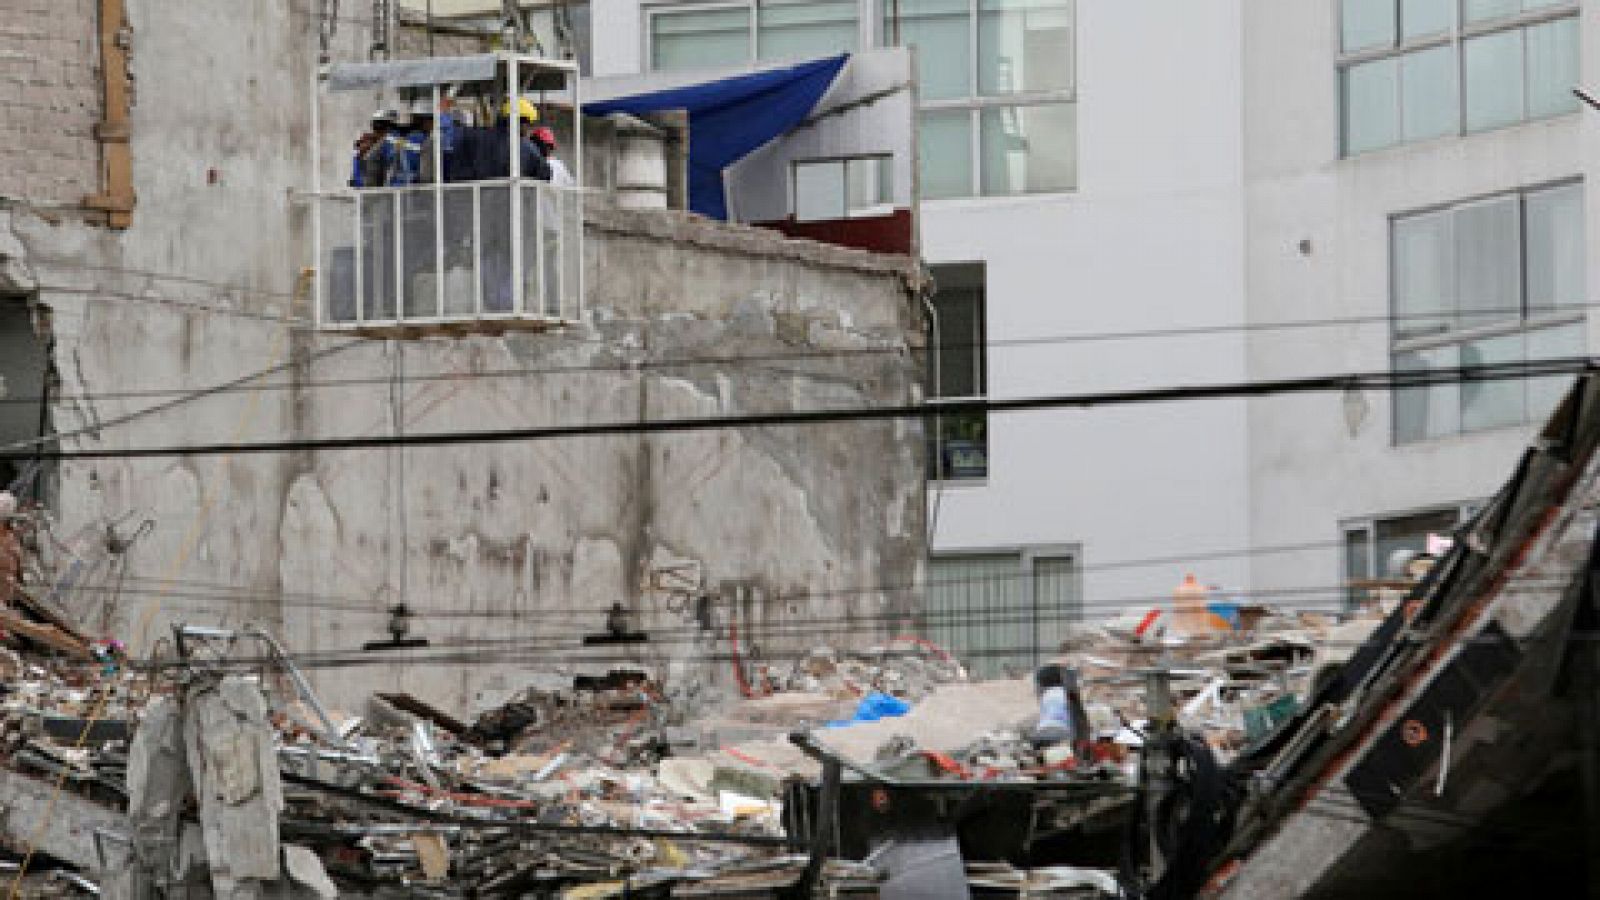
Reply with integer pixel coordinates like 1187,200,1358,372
0,1,100,206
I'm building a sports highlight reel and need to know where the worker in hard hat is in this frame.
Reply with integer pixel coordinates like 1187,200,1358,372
530,126,572,187
351,108,401,188
496,96,552,181
529,125,573,315
416,93,461,184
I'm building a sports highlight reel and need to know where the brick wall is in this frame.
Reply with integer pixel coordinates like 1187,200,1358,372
0,0,102,209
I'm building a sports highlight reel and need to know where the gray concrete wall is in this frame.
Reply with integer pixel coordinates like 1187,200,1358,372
0,2,926,716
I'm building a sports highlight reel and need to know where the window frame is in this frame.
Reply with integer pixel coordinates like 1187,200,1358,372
1388,178,1586,443
643,0,864,71
927,261,988,483
1335,0,1579,158
885,0,1078,198
926,545,1082,674
791,154,896,221
1340,500,1481,606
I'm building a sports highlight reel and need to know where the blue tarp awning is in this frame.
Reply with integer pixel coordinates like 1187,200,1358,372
585,55,848,220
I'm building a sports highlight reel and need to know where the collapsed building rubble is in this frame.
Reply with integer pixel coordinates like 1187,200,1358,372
0,514,1415,899
5,375,1599,896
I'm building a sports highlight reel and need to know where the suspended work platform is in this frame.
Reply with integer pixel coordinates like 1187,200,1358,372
310,53,584,336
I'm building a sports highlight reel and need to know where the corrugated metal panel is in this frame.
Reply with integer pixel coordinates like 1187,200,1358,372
927,555,1021,679
1032,555,1080,664
927,554,1081,678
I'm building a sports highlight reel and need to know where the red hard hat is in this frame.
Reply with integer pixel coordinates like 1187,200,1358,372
531,126,556,147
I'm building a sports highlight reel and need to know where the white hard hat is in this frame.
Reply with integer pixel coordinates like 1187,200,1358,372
0,492,16,518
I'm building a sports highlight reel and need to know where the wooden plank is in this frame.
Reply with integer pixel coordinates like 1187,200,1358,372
0,609,93,659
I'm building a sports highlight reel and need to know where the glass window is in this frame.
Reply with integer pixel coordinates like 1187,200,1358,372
1343,0,1397,52
1394,345,1462,442
650,6,752,71
1392,183,1587,442
794,160,847,221
980,102,1075,195
1393,208,1455,339
1525,17,1580,120
758,0,858,61
1460,332,1526,430
1453,195,1521,330
893,0,972,101
1401,45,1458,141
1525,182,1584,312
919,109,974,199
928,263,987,481
1340,6,1578,157
977,0,1074,95
891,0,1075,198
846,156,894,211
1463,0,1522,23
1374,508,1461,576
794,156,894,221
1344,526,1372,601
1401,0,1453,40
1527,321,1585,415
1464,28,1526,131
1344,58,1401,155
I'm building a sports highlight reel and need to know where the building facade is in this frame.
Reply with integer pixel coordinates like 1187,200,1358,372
1242,0,1593,601
584,0,1253,673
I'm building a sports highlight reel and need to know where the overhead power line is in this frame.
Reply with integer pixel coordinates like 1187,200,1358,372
3,289,1590,410
4,356,1591,462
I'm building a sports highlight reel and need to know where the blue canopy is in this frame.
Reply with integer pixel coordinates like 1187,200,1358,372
586,55,848,220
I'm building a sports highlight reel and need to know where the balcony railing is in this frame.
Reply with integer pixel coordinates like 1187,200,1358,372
316,178,582,331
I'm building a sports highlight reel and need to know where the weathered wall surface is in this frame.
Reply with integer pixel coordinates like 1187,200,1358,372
0,2,926,715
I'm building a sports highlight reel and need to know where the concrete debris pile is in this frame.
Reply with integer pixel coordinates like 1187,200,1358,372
0,612,1141,898
0,510,1402,900
759,639,969,702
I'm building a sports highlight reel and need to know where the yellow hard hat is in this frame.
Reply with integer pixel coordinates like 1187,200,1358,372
501,97,539,122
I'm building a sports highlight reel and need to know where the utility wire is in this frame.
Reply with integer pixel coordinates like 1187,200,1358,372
20,530,1412,621
3,356,1590,462
0,297,1589,410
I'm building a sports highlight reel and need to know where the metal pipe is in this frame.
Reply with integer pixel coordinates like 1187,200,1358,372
509,55,524,317
472,183,483,315
391,190,403,323
311,68,324,329
241,624,347,748
572,65,583,322
433,84,445,320
354,193,365,322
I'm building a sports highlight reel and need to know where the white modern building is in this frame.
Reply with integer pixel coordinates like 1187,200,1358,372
412,1,1594,673
1242,0,1591,603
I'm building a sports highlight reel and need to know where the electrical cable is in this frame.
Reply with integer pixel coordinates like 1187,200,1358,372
2,356,1592,461
0,297,1591,411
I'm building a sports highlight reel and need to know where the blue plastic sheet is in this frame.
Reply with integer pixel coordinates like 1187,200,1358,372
825,691,911,728
585,55,848,220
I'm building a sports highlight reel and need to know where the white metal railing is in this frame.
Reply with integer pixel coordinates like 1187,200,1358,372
315,178,584,330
